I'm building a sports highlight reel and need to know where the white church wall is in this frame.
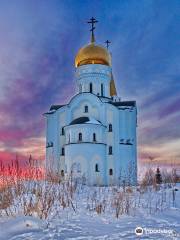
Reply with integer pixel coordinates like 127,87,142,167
65,143,106,185
113,108,121,181
106,108,114,145
130,108,137,184
64,124,105,144
91,153,106,186
118,107,137,185
59,110,66,146
125,109,137,184
46,114,55,170
106,155,115,184
76,64,111,98
59,156,65,172
67,93,105,124
46,112,60,172
105,104,121,183
45,96,137,185
119,109,126,140
72,100,99,120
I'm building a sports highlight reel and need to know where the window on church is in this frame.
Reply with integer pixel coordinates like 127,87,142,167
79,84,82,93
109,146,113,155
68,134,70,143
61,170,64,177
108,124,112,132
79,133,82,141
90,83,93,93
95,164,99,172
84,105,88,113
101,83,104,96
109,169,113,175
62,148,65,156
61,127,64,135
93,133,96,142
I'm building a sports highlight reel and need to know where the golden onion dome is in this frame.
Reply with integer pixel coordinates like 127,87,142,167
75,42,111,67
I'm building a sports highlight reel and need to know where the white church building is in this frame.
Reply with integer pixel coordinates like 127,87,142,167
44,19,137,186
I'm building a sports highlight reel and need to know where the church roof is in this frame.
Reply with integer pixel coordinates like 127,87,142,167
108,101,136,107
70,117,102,125
49,105,65,111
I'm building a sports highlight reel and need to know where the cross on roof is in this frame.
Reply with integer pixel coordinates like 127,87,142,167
105,40,111,49
87,17,98,43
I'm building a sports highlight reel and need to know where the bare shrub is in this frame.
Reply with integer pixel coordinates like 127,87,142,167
0,186,14,216
140,169,158,192
126,187,133,194
113,191,124,218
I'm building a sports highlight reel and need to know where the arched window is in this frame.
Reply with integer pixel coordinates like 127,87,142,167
61,170,64,177
61,127,64,135
61,147,65,156
109,169,113,175
79,133,82,141
93,133,96,142
68,134,70,143
108,124,112,132
84,105,88,113
101,83,104,96
109,146,113,155
90,83,93,93
95,164,99,172
79,84,82,93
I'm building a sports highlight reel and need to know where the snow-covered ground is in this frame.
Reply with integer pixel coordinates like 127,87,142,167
0,182,179,240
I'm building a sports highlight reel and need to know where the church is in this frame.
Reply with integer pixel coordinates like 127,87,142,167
44,18,137,186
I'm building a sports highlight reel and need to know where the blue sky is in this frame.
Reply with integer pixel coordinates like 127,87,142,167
0,0,179,168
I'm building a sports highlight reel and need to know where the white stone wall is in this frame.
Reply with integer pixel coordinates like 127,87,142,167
72,100,99,120
45,112,60,172
64,124,105,144
76,64,111,98
65,142,106,185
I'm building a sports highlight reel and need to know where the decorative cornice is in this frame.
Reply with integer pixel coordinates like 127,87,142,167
64,142,106,146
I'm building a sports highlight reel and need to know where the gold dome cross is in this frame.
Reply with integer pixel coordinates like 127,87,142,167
87,17,98,43
105,40,111,50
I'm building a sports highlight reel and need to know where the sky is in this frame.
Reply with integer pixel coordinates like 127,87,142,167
0,0,179,170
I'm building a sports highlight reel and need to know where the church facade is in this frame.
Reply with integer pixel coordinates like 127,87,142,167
44,20,137,186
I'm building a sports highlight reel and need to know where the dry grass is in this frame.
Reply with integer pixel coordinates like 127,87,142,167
0,163,179,220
